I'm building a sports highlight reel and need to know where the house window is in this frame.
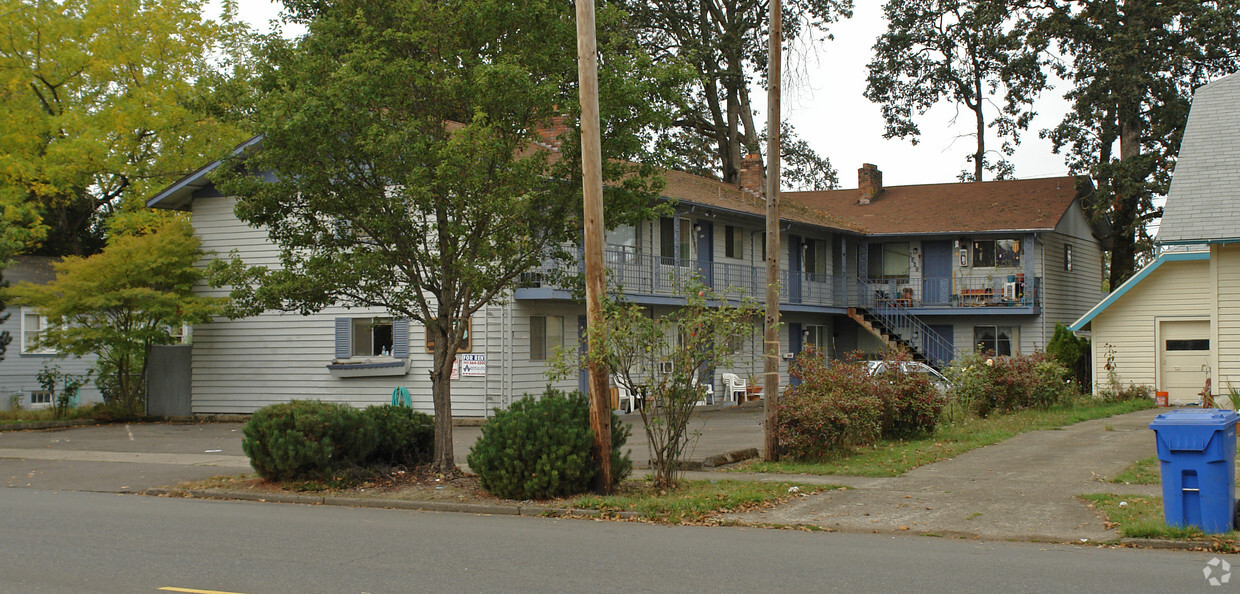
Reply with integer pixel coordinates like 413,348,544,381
974,326,1017,356
972,239,1021,267
530,315,564,361
20,308,54,354
425,319,471,353
759,232,767,262
352,317,394,357
804,325,827,354
725,225,744,259
605,224,641,264
1064,244,1073,271
660,217,676,264
867,242,910,279
28,391,52,408
803,239,827,276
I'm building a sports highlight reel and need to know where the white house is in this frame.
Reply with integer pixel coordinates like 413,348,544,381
1071,72,1240,404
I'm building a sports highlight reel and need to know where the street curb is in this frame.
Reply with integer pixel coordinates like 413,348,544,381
1119,537,1234,551
143,488,642,520
0,419,100,432
703,448,760,468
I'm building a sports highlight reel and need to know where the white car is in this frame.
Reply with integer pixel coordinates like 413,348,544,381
865,360,952,395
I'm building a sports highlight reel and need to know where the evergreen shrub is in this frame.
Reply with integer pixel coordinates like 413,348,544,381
467,389,631,500
877,365,943,439
362,405,434,467
242,400,378,481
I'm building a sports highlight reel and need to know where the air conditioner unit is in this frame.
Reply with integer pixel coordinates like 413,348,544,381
659,361,674,374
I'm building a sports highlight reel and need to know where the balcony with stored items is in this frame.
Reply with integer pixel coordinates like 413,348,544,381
514,249,1040,315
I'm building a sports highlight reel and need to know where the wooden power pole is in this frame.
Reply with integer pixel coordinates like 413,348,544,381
763,0,782,462
575,0,613,493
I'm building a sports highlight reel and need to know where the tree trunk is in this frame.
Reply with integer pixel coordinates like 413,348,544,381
429,324,456,473
1109,117,1142,288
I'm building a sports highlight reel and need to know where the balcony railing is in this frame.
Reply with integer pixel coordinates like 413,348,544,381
863,275,1040,308
519,250,1039,310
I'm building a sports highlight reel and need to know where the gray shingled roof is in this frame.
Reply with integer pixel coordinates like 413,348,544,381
1158,73,1240,245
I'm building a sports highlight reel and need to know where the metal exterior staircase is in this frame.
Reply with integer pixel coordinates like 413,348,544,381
852,278,960,368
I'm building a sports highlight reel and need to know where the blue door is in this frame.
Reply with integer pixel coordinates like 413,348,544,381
926,324,954,367
788,322,802,386
696,220,713,288
788,235,802,303
577,315,589,395
922,241,952,305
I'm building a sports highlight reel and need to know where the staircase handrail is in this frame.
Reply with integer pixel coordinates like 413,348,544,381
854,277,961,368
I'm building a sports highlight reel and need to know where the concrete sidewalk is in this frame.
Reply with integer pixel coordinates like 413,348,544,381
0,405,1171,544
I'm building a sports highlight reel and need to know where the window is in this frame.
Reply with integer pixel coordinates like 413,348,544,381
803,239,827,275
725,225,745,259
28,391,52,408
530,315,564,361
352,317,394,357
867,242,910,278
20,308,54,354
1166,339,1209,351
660,217,676,263
972,239,1021,267
425,319,471,353
605,223,641,263
974,326,1018,356
679,221,692,263
804,325,827,354
1064,244,1073,271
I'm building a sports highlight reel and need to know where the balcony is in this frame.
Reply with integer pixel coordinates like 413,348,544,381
862,275,1041,310
517,250,837,307
515,250,1040,313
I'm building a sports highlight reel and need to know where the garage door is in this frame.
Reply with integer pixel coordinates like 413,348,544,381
1160,320,1211,403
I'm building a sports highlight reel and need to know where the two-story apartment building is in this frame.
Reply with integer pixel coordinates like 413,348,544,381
148,143,1107,416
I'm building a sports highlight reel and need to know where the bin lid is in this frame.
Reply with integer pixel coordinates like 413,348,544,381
1149,408,1240,429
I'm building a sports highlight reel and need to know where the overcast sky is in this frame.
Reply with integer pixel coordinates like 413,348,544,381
218,1,1076,189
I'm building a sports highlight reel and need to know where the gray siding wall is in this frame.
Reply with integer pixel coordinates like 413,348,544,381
1040,202,1105,349
0,308,100,410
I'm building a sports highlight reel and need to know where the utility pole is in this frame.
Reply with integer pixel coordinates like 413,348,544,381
763,0,782,462
575,0,613,493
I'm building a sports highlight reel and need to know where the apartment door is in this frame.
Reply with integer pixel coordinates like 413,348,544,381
696,220,714,288
922,240,952,305
788,235,802,303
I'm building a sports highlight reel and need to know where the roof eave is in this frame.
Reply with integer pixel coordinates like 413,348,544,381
146,135,263,210
1068,251,1210,331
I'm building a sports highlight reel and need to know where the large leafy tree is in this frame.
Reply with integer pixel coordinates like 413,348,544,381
616,0,852,189
1037,0,1240,287
5,219,223,415
865,0,1049,182
0,0,251,256
213,0,678,473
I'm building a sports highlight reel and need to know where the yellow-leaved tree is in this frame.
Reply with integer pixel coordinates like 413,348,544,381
0,0,252,257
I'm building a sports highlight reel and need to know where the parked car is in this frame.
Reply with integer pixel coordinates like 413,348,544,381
865,360,953,395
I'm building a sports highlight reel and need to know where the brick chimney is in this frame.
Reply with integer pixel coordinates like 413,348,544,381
858,163,883,205
534,115,569,149
739,153,764,196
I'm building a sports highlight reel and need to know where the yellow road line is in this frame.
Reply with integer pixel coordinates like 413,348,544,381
158,587,248,594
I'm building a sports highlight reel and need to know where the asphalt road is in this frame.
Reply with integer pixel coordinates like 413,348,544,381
0,488,1229,593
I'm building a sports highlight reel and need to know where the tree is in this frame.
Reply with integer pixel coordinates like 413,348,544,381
5,219,223,415
212,0,677,473
601,281,759,488
865,0,1049,182
0,0,251,256
1038,0,1240,287
617,0,852,188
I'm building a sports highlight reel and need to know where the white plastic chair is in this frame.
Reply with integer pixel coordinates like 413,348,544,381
611,375,635,413
691,371,714,406
721,373,746,405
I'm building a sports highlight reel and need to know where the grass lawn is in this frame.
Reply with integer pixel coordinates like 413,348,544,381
1081,493,1240,547
737,398,1154,477
1110,455,1160,485
570,479,832,523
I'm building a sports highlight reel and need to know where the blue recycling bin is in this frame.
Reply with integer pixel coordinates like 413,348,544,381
1149,409,1239,533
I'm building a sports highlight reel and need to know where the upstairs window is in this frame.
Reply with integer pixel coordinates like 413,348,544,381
1064,244,1073,271
605,224,641,263
867,242,910,279
973,239,1020,267
725,225,744,259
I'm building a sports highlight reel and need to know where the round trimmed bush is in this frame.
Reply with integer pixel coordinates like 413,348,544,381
777,354,883,460
242,400,378,481
362,405,434,467
467,389,631,500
